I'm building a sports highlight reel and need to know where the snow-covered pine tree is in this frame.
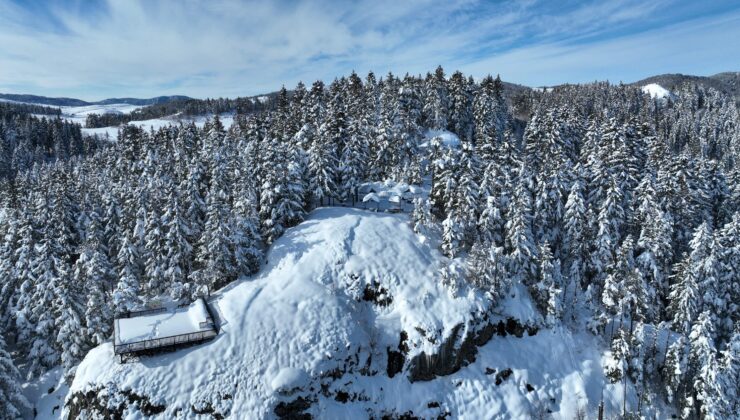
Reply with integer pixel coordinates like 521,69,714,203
340,114,368,204
682,222,723,330
289,81,308,137
453,142,481,247
505,166,538,287
534,242,563,326
441,208,464,259
466,240,507,301
161,183,192,300
78,209,114,347
0,335,30,420
430,146,459,219
113,234,142,314
688,311,721,419
193,152,237,295
393,76,423,182
478,195,504,247
716,330,739,417
448,70,473,143
310,119,339,206
534,168,566,255
232,182,263,276
473,75,498,157
591,178,625,300
422,65,449,131
306,80,326,131
143,197,166,297
563,176,587,310
0,211,19,329
716,213,740,338
55,276,86,383
411,196,433,236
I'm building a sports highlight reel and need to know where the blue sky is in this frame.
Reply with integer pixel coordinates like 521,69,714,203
1,0,739,100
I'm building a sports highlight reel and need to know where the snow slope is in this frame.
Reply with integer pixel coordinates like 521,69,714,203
65,207,648,419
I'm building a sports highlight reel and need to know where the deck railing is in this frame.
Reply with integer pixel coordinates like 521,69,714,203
113,297,220,358
114,329,218,355
117,306,168,319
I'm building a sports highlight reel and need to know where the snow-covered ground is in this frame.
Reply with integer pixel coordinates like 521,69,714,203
62,207,657,419
22,367,68,419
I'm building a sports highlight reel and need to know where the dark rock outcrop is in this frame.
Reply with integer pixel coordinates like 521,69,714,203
408,318,538,382
66,387,166,419
386,331,409,378
274,396,313,419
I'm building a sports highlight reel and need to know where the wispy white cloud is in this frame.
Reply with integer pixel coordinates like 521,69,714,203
461,9,740,87
0,0,737,99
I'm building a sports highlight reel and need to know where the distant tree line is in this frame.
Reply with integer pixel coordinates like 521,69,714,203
85,96,277,128
0,101,61,117
0,102,100,181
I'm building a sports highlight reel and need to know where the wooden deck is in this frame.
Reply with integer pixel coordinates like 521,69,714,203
113,298,219,359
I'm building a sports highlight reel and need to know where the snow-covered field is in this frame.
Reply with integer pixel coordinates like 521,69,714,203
2,97,232,141
62,207,651,419
60,103,142,124
81,114,236,141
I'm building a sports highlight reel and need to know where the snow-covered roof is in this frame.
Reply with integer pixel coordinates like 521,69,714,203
362,192,380,203
420,130,461,149
113,298,215,349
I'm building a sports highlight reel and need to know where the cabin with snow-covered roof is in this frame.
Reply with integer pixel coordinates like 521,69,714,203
113,297,218,361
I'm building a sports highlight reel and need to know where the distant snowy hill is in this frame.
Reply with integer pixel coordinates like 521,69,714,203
64,208,649,419
0,93,189,107
633,72,740,103
641,83,672,100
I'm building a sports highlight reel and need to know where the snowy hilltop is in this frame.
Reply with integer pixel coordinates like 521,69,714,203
67,207,633,419
1,66,739,419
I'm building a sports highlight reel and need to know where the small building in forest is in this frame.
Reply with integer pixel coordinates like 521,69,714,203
113,297,218,361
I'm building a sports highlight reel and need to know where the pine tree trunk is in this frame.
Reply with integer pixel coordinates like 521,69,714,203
622,373,627,418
